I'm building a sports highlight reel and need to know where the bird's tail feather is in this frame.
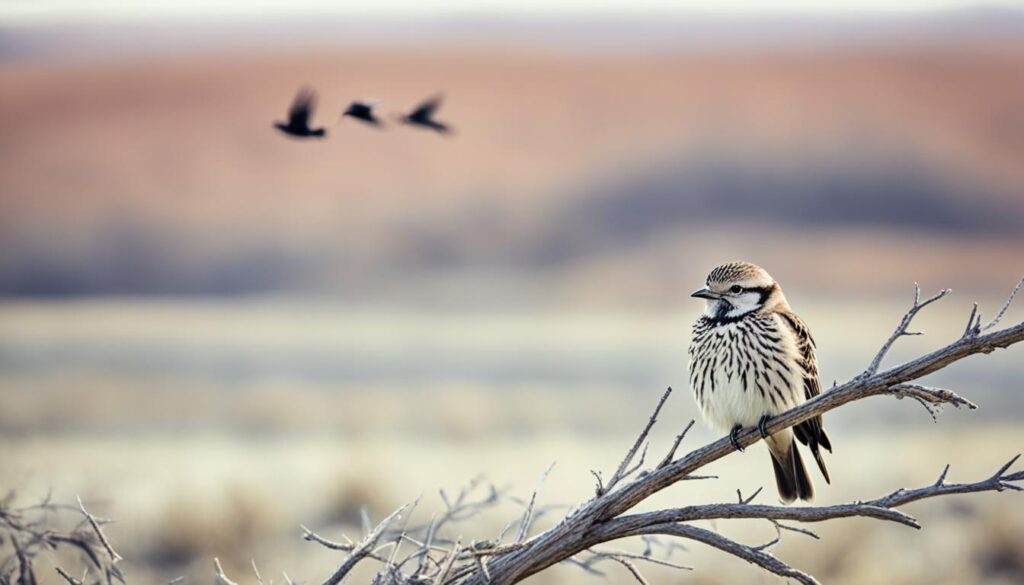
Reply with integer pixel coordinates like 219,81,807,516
769,436,815,504
794,424,832,484
811,445,831,485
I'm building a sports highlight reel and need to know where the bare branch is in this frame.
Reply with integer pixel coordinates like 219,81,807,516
251,560,265,585
963,302,981,337
55,567,84,585
473,451,1023,585
302,525,359,552
772,519,820,541
631,523,819,585
862,284,951,378
452,280,1024,585
76,497,122,564
516,463,556,543
214,558,239,585
318,503,410,585
12,536,37,585
656,420,695,470
585,548,692,571
609,556,648,585
979,276,1024,332
602,387,673,495
1,492,126,585
597,500,921,535
887,383,977,421
737,487,763,505
589,471,604,496
432,538,460,585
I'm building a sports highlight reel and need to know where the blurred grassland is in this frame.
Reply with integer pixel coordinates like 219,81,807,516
1,297,1023,584
2,295,1022,435
2,427,1022,584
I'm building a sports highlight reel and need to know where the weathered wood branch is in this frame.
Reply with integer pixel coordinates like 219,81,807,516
627,523,820,585
319,504,411,585
0,493,124,585
590,452,1023,540
297,281,1023,584
448,280,1024,585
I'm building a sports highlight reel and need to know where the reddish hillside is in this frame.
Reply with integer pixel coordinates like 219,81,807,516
1,41,1022,298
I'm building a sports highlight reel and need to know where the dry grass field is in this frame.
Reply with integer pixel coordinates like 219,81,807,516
1,298,1022,584
2,419,1022,584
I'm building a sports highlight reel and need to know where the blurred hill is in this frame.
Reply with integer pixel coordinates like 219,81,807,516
2,38,1023,303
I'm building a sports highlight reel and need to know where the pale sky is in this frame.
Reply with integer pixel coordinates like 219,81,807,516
1,0,1019,25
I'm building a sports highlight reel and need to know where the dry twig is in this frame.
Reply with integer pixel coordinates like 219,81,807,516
289,279,1024,585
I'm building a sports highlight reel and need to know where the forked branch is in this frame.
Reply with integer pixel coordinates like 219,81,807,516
285,279,1024,584
421,279,1023,585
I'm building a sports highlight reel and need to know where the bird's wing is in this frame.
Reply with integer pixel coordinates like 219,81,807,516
778,311,832,452
288,88,317,127
780,311,821,399
409,94,443,119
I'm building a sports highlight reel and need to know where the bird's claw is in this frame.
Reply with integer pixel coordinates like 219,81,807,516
758,415,771,439
729,425,745,452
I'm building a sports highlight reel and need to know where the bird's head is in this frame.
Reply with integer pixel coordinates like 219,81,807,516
692,261,786,321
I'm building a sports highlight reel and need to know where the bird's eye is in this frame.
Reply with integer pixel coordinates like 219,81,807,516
730,285,743,294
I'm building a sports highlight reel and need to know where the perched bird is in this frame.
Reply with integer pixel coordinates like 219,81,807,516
342,100,383,127
274,88,326,138
688,262,832,503
399,94,451,134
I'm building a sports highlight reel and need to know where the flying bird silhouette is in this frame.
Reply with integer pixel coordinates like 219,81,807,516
342,101,383,127
274,88,326,138
400,94,452,135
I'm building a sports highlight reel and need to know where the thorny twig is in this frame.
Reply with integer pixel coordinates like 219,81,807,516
515,463,555,544
861,283,951,378
0,493,123,585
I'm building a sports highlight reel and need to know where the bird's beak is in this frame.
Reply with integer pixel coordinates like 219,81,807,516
691,288,721,300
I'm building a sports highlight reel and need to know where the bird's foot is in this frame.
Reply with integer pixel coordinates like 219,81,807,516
758,415,771,440
729,425,745,452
